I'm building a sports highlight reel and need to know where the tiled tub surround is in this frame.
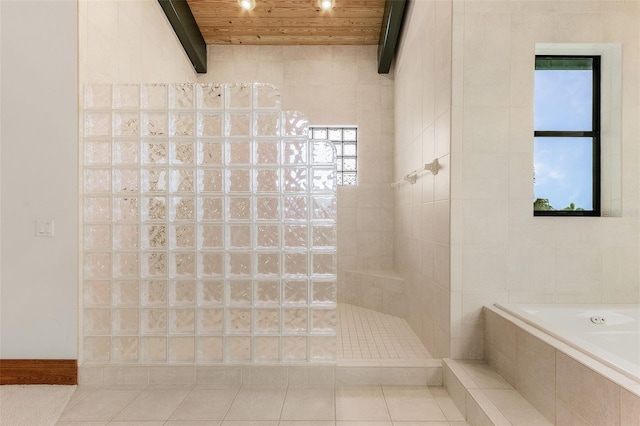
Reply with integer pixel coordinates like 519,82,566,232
484,304,640,425
82,83,337,365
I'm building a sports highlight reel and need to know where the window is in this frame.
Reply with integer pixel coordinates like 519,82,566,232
309,126,357,186
533,55,601,216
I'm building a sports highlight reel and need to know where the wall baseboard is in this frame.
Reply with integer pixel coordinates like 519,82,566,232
0,360,77,385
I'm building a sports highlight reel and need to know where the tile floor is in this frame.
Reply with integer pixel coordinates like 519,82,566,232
56,384,469,425
337,304,432,361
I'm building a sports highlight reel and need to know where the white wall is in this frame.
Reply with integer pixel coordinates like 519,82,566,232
1,0,79,358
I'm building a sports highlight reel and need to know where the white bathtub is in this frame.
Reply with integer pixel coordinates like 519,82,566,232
495,303,640,383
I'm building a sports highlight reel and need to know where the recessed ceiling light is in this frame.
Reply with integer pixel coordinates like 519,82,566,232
239,0,256,11
319,0,334,11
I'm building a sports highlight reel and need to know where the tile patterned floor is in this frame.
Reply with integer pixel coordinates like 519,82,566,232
337,303,432,362
56,384,469,425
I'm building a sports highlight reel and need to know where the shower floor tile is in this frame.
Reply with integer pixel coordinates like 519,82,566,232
337,303,432,364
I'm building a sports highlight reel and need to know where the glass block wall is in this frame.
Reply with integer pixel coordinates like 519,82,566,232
82,83,337,364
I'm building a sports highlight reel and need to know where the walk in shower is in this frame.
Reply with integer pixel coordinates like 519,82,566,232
81,83,338,365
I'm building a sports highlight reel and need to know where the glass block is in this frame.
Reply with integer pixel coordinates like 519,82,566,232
200,197,224,221
142,224,166,249
312,128,328,140
113,112,139,136
198,337,224,362
229,280,252,305
282,112,309,137
85,224,111,250
113,309,139,334
198,280,224,306
254,84,281,109
200,252,224,277
228,309,252,334
141,84,167,109
229,224,252,249
312,225,335,248
170,141,195,165
283,141,307,165
113,197,139,222
84,168,111,193
198,141,223,165
312,141,335,164
172,252,196,276
113,84,139,109
141,169,167,192
226,336,251,363
142,197,167,221
173,224,197,249
83,337,110,363
226,169,251,193
284,225,308,248
84,308,110,334
141,308,167,334
255,309,280,333
256,280,280,305
110,337,141,361
227,84,252,109
228,197,252,221
284,196,308,221
197,83,224,110
170,280,196,306
200,224,223,249
84,280,111,306
85,140,111,165
142,252,167,277
311,308,336,333
343,172,357,185
141,337,167,363
255,141,279,165
283,336,307,361
113,280,139,306
171,197,195,221
255,169,279,193
343,142,357,155
170,170,195,193
283,168,308,193
256,252,280,276
226,140,251,165
312,169,336,193
284,308,308,332
170,113,195,136
197,113,224,137
256,197,280,221
284,252,308,276
84,253,111,278
169,83,195,109
113,168,139,193
255,112,280,137
312,252,336,276
169,336,195,362
85,113,111,137
114,140,139,164
312,281,336,305
343,158,356,171
312,196,336,221
141,280,167,306
284,280,308,305
197,169,223,193
110,226,136,250
227,113,251,137
310,336,336,362
255,336,280,362
85,84,111,109
113,252,139,278
343,128,357,141
84,197,111,221
141,112,168,136
256,224,279,249
198,309,223,334
170,308,195,334
336,158,343,172
228,253,252,277
141,142,168,164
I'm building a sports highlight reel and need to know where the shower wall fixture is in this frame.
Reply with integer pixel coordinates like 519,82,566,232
82,83,337,364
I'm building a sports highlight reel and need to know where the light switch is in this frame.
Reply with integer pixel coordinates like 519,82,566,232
36,220,54,237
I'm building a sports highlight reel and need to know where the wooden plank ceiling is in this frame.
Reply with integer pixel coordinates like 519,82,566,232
186,0,386,45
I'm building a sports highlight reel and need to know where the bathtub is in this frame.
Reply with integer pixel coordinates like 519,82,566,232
495,303,640,382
